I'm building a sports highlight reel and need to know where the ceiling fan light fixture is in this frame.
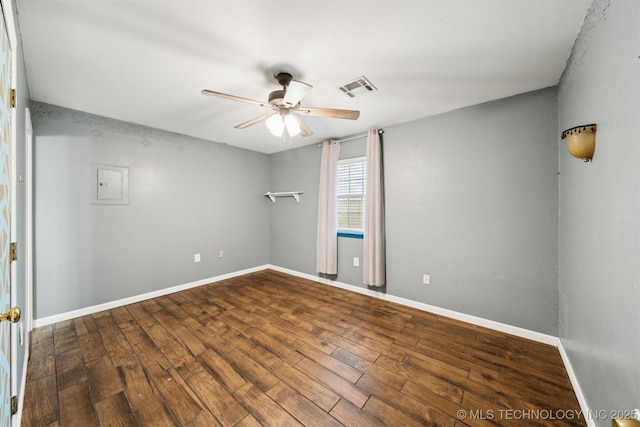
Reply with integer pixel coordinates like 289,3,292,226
284,114,301,137
266,114,284,136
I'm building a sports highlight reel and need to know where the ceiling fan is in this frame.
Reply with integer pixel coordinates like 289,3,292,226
202,72,360,137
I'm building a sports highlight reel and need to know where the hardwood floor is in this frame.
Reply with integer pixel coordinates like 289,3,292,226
22,269,585,426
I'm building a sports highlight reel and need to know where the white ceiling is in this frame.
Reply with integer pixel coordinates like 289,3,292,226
16,0,590,154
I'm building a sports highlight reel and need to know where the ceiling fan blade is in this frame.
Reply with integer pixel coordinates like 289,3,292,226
283,80,312,107
202,89,268,108
298,107,360,120
291,114,313,137
234,112,277,129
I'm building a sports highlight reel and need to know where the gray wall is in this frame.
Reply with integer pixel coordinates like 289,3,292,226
270,87,559,335
558,0,640,423
269,136,367,286
269,144,323,274
32,102,270,319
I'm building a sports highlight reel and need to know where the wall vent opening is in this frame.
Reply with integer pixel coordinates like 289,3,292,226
338,76,377,98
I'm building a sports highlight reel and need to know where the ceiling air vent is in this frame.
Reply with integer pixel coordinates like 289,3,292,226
338,76,377,98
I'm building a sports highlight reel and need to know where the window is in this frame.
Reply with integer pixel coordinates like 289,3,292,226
337,157,366,236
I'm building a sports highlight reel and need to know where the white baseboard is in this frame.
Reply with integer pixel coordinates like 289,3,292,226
267,264,558,346
34,263,557,345
557,339,595,427
33,265,270,328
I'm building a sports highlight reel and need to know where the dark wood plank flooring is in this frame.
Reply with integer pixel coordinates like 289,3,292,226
22,269,585,426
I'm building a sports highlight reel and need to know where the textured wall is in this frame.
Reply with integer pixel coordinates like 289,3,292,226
269,144,323,275
558,0,640,422
32,102,270,319
270,88,559,335
269,137,367,280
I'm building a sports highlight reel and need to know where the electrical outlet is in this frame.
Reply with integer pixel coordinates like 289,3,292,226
218,250,224,258
353,257,359,267
194,253,201,263
422,274,430,285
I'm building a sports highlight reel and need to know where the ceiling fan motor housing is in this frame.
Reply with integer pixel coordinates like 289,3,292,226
269,72,293,105
268,89,286,105
274,72,293,87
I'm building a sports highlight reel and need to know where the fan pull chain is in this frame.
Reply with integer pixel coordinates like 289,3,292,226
281,128,295,151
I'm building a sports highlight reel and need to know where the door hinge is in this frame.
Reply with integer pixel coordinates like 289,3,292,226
10,395,17,415
9,242,17,262
9,89,16,109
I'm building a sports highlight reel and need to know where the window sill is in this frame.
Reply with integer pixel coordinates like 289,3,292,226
337,230,363,239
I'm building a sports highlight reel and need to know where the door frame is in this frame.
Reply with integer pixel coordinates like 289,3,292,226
24,109,32,344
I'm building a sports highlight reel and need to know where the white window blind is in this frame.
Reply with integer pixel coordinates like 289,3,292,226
337,157,366,231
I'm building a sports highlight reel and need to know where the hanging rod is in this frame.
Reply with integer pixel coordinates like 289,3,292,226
318,129,384,146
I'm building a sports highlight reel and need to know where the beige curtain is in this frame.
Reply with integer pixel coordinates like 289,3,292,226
317,140,340,275
364,129,386,286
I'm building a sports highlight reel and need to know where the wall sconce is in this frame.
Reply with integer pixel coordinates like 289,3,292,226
612,417,640,427
561,124,597,162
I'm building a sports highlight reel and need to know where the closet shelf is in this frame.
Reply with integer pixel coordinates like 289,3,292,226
264,191,303,203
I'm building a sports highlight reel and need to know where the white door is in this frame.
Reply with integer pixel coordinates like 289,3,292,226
0,4,17,426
